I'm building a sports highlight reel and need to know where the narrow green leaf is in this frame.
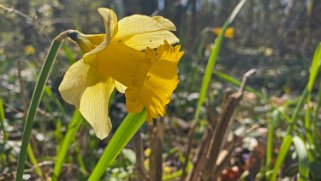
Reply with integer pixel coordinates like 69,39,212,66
308,42,321,92
313,81,321,153
27,144,43,177
0,99,7,142
213,71,260,95
63,44,76,64
305,43,321,147
16,38,63,181
269,87,308,180
270,135,292,181
266,111,279,170
292,136,309,181
52,109,83,181
88,110,147,181
194,0,247,121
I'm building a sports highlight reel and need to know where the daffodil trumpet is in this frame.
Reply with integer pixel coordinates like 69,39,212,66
59,8,183,139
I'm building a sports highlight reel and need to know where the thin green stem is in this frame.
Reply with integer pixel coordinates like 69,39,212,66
16,30,72,181
88,110,147,181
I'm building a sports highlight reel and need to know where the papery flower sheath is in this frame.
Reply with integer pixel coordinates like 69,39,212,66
59,8,183,139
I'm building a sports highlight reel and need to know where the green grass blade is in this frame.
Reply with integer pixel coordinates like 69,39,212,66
292,136,309,181
266,111,279,171
27,144,43,177
289,87,308,125
305,43,321,146
75,141,88,175
270,134,292,181
305,42,321,149
16,37,63,181
0,99,7,143
194,0,247,121
88,110,147,181
269,87,308,180
52,109,83,181
44,86,66,115
213,71,261,96
313,81,321,154
63,44,76,64
307,42,321,92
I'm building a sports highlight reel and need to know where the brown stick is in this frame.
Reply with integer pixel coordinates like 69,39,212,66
180,121,196,181
133,131,148,181
186,90,233,181
199,69,256,180
149,120,164,181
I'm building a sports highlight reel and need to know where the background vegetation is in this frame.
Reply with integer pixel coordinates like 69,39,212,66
1,0,321,180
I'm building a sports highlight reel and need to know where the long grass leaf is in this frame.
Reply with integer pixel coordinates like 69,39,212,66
27,144,43,177
307,42,321,92
88,110,147,180
305,43,321,148
16,34,64,181
213,71,260,95
292,136,309,181
269,87,308,180
194,0,247,121
63,44,76,64
0,99,7,143
52,109,83,181
270,135,292,181
266,111,279,171
313,81,321,154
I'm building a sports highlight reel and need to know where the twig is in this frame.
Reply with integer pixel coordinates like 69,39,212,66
0,3,34,22
17,61,29,112
211,134,238,179
200,69,255,180
180,122,196,181
133,131,148,181
149,120,164,181
186,90,233,181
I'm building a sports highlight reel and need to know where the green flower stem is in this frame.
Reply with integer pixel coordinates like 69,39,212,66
88,110,147,181
16,30,72,181
52,109,83,181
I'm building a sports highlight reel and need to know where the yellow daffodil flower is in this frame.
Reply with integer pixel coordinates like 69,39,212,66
125,42,183,120
213,27,234,39
59,8,183,139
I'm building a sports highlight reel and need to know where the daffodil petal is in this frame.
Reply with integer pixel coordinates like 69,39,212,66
115,15,177,43
152,16,176,31
85,42,149,88
125,42,184,120
77,34,105,53
58,59,89,107
84,8,118,62
98,8,118,38
119,30,179,51
79,77,114,140
115,81,127,93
